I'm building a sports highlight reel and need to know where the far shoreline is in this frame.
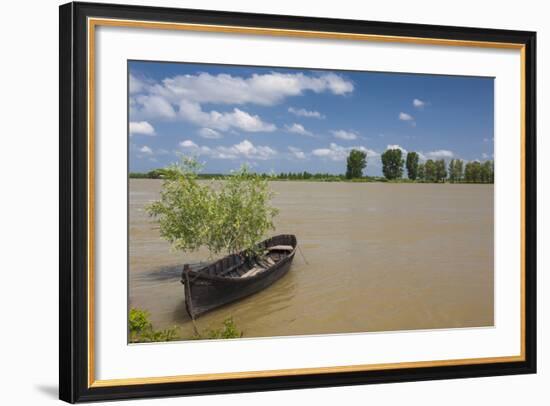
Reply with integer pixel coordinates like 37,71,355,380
129,174,494,185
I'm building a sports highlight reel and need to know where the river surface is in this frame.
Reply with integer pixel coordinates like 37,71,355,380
129,179,494,339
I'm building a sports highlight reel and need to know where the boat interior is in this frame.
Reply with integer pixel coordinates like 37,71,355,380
212,245,294,279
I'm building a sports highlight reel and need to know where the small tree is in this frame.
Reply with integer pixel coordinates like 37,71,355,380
146,157,279,257
346,149,367,179
464,161,482,183
381,149,404,180
424,159,436,182
448,159,464,183
480,160,494,183
434,159,447,183
417,163,425,182
406,152,420,180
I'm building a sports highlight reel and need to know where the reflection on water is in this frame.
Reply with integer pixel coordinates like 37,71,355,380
129,180,494,339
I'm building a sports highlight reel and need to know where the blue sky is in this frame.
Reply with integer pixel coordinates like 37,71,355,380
129,60,494,176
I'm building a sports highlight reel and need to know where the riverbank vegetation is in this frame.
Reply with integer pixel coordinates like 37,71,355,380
129,307,242,342
129,308,179,343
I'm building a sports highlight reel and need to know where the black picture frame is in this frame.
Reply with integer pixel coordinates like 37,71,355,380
60,1,536,403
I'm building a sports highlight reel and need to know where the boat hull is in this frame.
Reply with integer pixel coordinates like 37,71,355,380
182,235,296,319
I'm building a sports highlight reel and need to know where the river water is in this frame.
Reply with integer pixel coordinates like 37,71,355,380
129,179,494,339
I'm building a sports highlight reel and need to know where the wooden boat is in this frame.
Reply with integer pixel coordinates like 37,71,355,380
181,234,297,319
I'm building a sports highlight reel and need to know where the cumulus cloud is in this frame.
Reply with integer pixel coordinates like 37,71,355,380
332,130,358,141
288,146,306,159
132,95,177,119
129,121,155,136
129,74,148,94
180,139,277,160
180,140,198,148
285,123,313,136
198,127,223,139
134,71,353,107
398,112,416,127
288,107,325,119
178,101,276,132
312,143,378,161
399,112,414,121
130,71,353,134
413,98,426,109
139,145,153,155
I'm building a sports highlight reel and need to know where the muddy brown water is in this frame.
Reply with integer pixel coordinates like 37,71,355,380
129,179,494,339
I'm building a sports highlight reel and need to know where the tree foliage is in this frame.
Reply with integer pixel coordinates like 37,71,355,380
406,152,420,180
448,159,464,183
462,160,493,183
434,159,447,183
424,159,436,182
417,163,425,181
146,157,279,257
381,149,404,180
345,149,367,179
480,160,494,183
464,161,482,182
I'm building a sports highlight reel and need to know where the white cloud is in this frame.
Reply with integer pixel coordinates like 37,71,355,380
399,112,414,121
312,143,378,161
139,145,153,155
180,139,277,160
130,71,353,133
178,100,276,132
288,107,325,119
129,121,155,136
180,140,198,148
398,112,416,127
332,130,358,141
413,98,426,109
129,74,147,94
384,145,453,161
198,128,223,139
285,123,313,136
288,146,306,159
147,71,354,107
218,140,277,160
425,149,454,159
132,95,177,119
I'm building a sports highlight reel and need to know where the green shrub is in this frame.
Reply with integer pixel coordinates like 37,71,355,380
129,308,179,343
130,309,242,342
146,157,278,257
193,318,243,340
129,308,150,335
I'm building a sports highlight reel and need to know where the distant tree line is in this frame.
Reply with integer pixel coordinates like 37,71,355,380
130,169,352,181
380,148,494,183
130,148,493,184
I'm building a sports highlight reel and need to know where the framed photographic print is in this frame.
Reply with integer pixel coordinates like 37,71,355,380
59,1,536,403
